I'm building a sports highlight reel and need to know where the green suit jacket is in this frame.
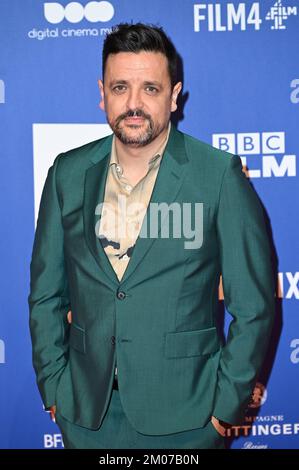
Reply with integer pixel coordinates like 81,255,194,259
28,124,275,434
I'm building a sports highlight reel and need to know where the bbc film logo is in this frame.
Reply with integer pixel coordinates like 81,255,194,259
28,1,115,41
193,0,298,32
212,132,296,178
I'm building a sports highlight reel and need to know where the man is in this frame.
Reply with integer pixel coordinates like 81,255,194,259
28,23,275,449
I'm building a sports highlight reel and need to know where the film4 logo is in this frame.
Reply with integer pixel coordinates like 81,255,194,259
194,1,297,32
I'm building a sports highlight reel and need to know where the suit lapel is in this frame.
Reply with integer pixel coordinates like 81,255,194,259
83,124,189,287
83,134,121,287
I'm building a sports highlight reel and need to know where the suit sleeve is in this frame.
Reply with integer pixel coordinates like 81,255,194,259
28,153,70,409
212,155,275,425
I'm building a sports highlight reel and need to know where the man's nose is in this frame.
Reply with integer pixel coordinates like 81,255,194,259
126,89,143,110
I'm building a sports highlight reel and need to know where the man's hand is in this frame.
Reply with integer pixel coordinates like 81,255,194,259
48,311,72,422
48,310,72,423
49,405,56,422
211,416,230,437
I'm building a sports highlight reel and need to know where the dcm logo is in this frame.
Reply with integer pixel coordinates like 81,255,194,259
44,1,114,24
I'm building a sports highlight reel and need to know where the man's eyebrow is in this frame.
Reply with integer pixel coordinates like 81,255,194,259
108,80,163,87
108,80,128,87
143,81,163,87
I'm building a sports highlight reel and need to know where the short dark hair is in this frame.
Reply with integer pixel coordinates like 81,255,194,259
102,22,178,88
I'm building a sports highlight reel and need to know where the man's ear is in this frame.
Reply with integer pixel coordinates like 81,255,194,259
170,81,182,113
98,79,105,111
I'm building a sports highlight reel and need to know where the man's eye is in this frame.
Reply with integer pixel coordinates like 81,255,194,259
113,85,126,92
145,86,158,93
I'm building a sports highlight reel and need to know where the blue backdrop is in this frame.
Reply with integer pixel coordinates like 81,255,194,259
0,0,298,449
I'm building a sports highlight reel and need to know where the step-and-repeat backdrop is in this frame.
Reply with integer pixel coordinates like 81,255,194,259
0,0,298,449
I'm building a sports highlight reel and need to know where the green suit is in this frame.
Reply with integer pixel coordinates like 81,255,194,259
28,124,275,435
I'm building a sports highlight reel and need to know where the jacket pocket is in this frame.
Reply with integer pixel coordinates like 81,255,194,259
164,326,221,359
69,322,86,354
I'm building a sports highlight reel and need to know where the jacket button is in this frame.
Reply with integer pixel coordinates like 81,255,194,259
117,290,126,300
111,336,116,345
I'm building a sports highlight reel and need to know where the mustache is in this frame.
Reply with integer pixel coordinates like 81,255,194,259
115,109,152,126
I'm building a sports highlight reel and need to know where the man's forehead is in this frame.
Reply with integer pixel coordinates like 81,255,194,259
104,54,169,86
105,51,168,71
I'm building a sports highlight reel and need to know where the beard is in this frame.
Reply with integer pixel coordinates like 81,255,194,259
108,109,165,147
